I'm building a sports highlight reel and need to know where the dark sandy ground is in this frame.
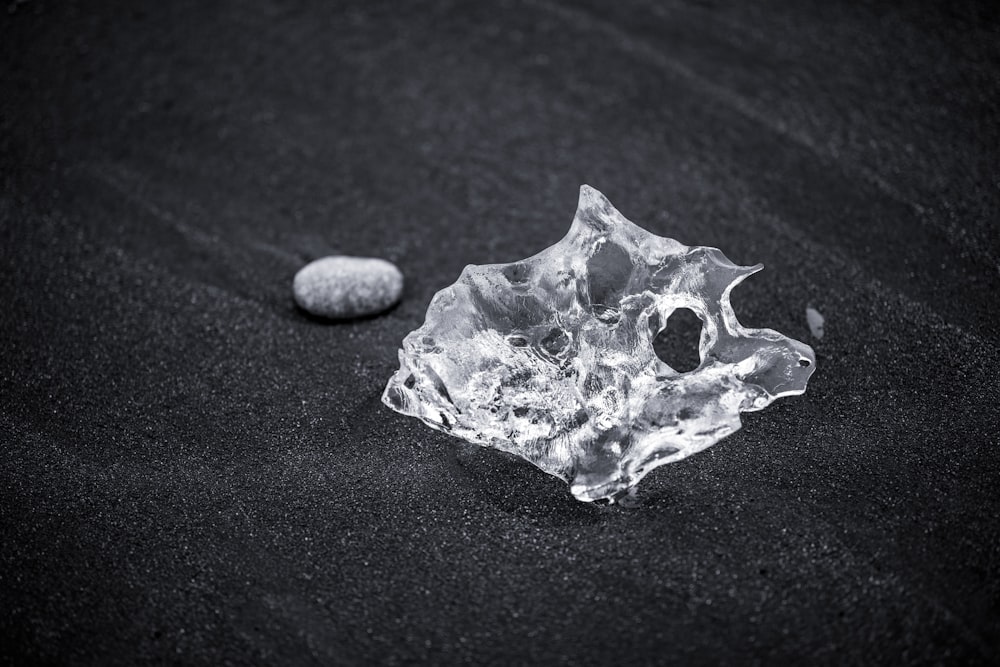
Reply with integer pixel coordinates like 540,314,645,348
2,1,999,664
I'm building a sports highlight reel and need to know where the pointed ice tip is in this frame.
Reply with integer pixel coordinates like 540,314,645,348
575,185,621,231
578,184,607,208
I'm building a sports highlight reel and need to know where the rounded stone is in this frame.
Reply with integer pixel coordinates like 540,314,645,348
293,255,404,319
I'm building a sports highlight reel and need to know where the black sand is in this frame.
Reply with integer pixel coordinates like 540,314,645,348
3,1,999,663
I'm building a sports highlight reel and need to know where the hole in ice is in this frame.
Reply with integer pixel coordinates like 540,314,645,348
653,308,703,373
798,358,811,367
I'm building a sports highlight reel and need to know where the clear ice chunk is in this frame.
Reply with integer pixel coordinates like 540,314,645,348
382,186,815,502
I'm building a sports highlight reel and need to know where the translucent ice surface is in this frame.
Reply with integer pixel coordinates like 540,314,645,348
383,186,815,502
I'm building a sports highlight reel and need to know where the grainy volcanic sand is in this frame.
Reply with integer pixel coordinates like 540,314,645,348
2,1,999,664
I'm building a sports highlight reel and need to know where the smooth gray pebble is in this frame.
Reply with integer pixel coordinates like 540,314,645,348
294,255,404,319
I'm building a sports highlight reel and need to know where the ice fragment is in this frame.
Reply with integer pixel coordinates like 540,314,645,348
383,186,815,502
806,306,825,339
